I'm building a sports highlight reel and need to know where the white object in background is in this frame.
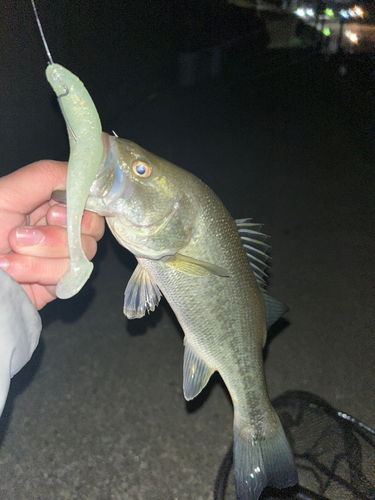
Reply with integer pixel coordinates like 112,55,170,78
0,269,42,416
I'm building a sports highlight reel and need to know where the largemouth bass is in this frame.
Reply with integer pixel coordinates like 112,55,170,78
72,133,298,499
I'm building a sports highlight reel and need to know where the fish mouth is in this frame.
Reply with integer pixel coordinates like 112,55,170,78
89,134,181,240
89,135,133,203
52,134,179,240
51,135,121,209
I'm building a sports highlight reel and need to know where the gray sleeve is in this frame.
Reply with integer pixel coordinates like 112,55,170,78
0,269,42,416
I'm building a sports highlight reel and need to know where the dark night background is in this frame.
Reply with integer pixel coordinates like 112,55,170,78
0,0,374,499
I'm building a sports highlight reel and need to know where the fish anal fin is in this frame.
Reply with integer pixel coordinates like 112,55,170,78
233,417,297,500
183,340,215,400
165,253,230,278
123,264,161,319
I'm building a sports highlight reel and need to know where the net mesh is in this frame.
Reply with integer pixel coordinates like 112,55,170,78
214,391,375,500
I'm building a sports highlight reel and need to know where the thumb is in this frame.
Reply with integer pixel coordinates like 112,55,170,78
0,160,67,216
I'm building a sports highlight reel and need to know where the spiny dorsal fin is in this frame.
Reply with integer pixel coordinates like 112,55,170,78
236,218,270,289
236,218,288,329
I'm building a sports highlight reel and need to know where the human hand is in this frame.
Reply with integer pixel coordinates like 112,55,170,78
0,160,105,310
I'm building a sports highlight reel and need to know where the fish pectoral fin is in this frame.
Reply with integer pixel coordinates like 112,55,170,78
183,340,215,400
123,264,162,319
165,253,230,277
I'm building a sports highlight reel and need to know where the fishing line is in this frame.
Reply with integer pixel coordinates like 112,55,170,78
30,0,77,142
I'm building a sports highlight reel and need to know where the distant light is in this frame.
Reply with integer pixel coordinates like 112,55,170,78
348,9,356,17
345,29,358,44
324,8,334,17
322,27,331,37
353,5,364,17
340,10,349,18
306,8,314,17
295,8,305,17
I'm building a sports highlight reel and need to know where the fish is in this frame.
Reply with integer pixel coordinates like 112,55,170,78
80,132,298,499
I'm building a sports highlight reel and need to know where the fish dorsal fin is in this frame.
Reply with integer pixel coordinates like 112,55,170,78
263,293,289,331
236,219,288,329
123,264,162,319
183,340,215,400
236,218,270,289
165,253,230,277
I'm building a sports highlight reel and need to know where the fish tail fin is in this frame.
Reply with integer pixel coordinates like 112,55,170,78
233,417,298,500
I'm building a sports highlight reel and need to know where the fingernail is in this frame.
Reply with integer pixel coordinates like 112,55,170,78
0,258,9,270
16,227,44,246
50,206,67,226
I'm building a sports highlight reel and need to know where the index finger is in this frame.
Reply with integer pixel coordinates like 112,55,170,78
0,160,67,216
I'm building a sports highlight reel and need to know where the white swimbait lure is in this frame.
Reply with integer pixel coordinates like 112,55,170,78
31,0,104,299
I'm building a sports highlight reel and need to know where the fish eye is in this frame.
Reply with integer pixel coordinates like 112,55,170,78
132,160,152,178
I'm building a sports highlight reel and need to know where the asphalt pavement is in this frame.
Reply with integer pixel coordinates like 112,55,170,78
0,3,374,499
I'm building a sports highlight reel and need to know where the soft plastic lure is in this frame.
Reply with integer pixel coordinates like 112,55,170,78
31,0,104,299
